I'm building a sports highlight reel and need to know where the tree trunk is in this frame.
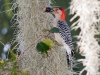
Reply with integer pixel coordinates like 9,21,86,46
14,0,71,75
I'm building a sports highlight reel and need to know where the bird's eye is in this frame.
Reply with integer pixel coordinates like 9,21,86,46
56,8,59,11
51,9,54,12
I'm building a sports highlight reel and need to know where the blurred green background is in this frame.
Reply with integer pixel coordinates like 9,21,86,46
0,0,14,59
0,0,86,74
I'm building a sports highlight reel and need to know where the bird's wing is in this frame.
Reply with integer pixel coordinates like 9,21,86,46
57,20,74,52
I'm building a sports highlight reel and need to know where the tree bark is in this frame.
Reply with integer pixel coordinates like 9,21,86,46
15,0,71,75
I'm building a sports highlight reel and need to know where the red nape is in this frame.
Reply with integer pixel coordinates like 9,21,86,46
59,8,66,21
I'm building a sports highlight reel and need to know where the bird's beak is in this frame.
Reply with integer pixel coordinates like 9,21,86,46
43,7,54,12
43,7,55,17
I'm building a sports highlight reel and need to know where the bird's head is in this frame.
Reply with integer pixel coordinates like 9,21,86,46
44,7,66,21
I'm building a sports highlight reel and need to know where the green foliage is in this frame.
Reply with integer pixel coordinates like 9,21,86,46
36,42,50,54
49,27,59,33
0,49,30,75
43,39,55,48
36,27,60,56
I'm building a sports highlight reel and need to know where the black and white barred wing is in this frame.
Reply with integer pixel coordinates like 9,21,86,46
57,20,74,55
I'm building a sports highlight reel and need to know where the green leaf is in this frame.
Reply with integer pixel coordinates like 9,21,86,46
43,39,55,48
50,27,60,33
36,42,50,54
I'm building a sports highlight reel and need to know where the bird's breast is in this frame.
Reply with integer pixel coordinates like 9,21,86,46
54,33,63,45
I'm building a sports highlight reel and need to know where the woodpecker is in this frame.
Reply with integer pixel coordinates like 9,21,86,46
44,7,74,67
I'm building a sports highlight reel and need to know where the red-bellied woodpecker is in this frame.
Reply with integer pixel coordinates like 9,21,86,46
44,7,74,67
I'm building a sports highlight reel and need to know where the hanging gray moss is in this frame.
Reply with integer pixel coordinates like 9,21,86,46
12,0,74,75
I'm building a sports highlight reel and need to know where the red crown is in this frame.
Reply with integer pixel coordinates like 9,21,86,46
59,8,66,21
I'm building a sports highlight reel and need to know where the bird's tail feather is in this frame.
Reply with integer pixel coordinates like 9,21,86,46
63,43,74,68
66,51,71,66
66,51,74,69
